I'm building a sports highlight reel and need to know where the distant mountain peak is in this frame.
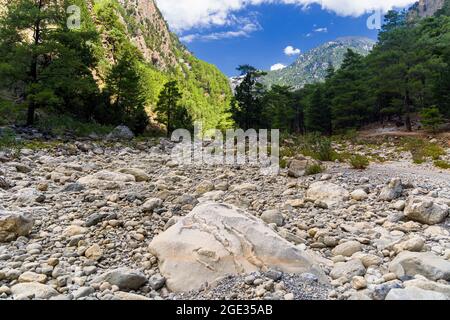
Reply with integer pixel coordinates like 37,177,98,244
262,36,375,90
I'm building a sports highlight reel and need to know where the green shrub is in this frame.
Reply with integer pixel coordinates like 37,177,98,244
0,127,22,154
36,114,114,137
305,163,324,175
302,133,335,161
349,154,370,169
0,99,27,125
423,144,445,160
402,138,445,163
420,106,444,133
434,160,450,169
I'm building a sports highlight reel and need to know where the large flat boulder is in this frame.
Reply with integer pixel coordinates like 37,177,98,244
11,282,58,299
78,170,136,186
306,182,350,207
385,287,447,300
0,210,34,242
149,202,326,292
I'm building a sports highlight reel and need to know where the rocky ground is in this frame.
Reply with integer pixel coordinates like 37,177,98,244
0,129,449,300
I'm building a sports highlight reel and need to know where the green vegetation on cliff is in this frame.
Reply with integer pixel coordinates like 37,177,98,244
0,0,232,135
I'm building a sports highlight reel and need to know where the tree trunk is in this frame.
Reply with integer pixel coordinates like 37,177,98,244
27,0,43,126
404,89,412,132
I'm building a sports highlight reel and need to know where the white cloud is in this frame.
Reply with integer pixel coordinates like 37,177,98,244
270,63,286,71
284,46,301,56
180,22,261,43
156,0,416,31
314,27,328,33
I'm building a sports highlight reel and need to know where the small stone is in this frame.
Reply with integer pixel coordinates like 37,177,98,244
73,286,95,299
393,237,424,254
351,276,367,290
93,268,148,291
379,178,403,201
0,285,11,295
284,293,295,300
85,244,103,261
142,198,163,213
260,210,284,226
332,241,362,257
330,259,366,280
382,273,397,282
244,275,256,285
351,189,368,201
62,225,87,238
18,271,47,284
149,274,166,290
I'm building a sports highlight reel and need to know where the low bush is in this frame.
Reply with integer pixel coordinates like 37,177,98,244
305,163,324,175
434,160,450,169
301,133,335,161
349,154,370,169
36,114,114,137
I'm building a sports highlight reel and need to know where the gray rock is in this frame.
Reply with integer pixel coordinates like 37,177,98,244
379,178,403,201
0,210,34,242
84,213,109,227
404,278,450,297
386,287,447,300
306,182,350,208
61,183,85,193
15,188,45,205
371,281,403,300
389,251,450,281
288,158,320,178
93,268,147,291
332,241,362,257
106,126,135,140
73,286,95,299
260,210,284,226
330,259,366,280
149,274,166,290
149,202,326,292
404,196,449,225
11,282,58,299
142,198,163,213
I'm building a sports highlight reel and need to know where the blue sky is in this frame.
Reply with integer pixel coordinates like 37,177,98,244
155,1,416,77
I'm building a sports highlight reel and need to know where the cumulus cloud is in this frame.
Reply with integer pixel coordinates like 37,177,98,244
270,63,287,71
284,46,301,56
156,0,416,31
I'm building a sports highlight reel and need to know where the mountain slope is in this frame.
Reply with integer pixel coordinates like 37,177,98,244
89,0,233,129
262,37,375,90
0,0,233,130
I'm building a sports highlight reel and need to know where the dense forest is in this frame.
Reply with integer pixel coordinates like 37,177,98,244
0,0,232,135
231,4,450,135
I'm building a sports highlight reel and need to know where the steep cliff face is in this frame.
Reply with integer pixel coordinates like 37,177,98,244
409,0,446,18
114,0,179,70
89,0,233,128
